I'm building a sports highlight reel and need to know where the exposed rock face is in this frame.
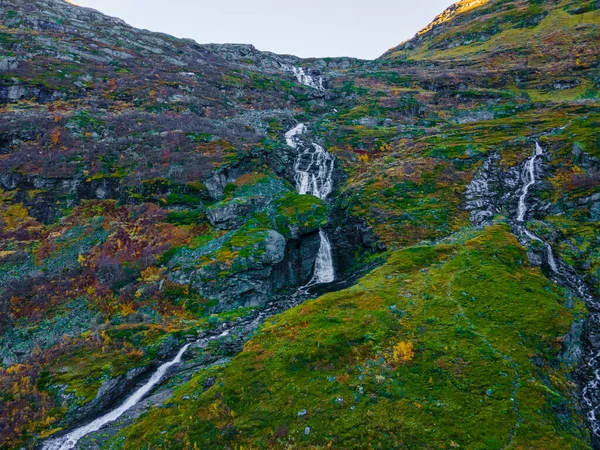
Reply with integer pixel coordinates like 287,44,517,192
207,198,267,230
271,231,322,290
168,229,291,309
464,148,546,227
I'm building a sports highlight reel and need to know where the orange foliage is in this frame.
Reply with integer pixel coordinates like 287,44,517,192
50,128,61,146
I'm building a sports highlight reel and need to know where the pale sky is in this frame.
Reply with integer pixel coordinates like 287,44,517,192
71,0,455,59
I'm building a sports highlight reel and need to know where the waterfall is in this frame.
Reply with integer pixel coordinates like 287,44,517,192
310,230,335,284
513,143,559,273
283,65,324,91
42,330,230,450
293,142,334,199
516,142,544,222
512,142,600,438
286,121,335,284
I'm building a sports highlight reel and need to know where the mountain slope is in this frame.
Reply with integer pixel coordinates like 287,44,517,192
0,0,599,448
382,0,600,71
108,225,590,449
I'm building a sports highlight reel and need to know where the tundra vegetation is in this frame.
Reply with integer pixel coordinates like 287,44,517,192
0,0,599,448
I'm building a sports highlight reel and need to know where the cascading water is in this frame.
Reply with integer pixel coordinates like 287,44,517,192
41,330,229,450
511,142,600,441
310,230,335,284
282,65,324,91
514,142,559,273
516,142,544,222
285,121,335,284
41,288,314,450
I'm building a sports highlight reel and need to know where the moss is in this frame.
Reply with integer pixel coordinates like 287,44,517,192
109,225,589,449
165,210,206,226
186,132,216,143
339,158,470,248
271,192,328,238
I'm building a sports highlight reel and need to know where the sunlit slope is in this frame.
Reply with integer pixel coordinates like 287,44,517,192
382,0,599,71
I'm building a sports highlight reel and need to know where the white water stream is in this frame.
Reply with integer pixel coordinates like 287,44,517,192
283,65,324,91
516,142,559,273
310,230,335,285
514,142,600,437
285,121,335,284
516,142,544,222
42,330,230,450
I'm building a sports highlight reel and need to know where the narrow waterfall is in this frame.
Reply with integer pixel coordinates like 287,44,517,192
310,230,335,284
512,142,600,438
293,141,334,199
282,65,324,91
42,330,229,450
285,122,335,284
514,142,558,271
516,142,544,222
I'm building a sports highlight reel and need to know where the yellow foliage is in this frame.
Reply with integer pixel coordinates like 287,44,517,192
50,128,61,146
358,154,369,164
77,254,86,264
379,142,391,152
127,347,144,359
208,400,222,418
391,341,415,364
140,266,163,283
100,330,112,349
121,302,136,316
2,203,30,230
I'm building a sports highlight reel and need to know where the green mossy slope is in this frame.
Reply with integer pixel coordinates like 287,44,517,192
108,225,589,449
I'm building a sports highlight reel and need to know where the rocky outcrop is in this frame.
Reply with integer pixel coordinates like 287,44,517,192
168,229,289,309
207,197,267,230
271,231,322,291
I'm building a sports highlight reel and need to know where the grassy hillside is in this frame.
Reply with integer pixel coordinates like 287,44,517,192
108,225,590,449
0,0,599,448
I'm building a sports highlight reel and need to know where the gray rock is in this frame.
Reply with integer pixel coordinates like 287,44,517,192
207,197,266,230
561,320,584,368
572,143,583,160
205,174,227,200
0,57,18,72
526,251,543,267
263,230,286,264
455,109,494,124
357,117,378,128
591,202,600,222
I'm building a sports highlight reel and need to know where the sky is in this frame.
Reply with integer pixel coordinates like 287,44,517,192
71,0,455,60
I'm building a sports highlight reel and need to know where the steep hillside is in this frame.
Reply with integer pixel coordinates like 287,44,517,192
0,0,599,449
383,0,599,72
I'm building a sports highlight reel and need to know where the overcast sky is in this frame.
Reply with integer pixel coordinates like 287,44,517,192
72,0,454,59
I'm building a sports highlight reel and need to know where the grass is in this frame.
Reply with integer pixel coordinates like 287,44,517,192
106,225,590,449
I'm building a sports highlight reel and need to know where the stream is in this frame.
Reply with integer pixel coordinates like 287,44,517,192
41,66,336,450
41,296,306,450
468,141,600,443
285,122,336,285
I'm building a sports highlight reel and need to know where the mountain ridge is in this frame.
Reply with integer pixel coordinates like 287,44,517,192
0,0,599,448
